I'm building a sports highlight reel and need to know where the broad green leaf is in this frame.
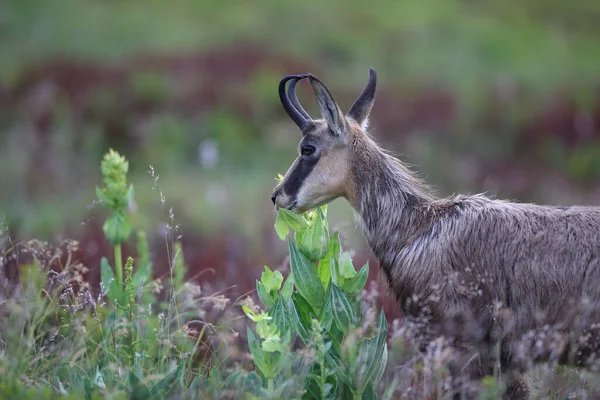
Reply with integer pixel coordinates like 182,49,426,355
224,370,262,396
83,376,93,400
337,382,358,399
128,371,152,400
272,270,284,292
102,210,131,244
289,240,324,310
269,296,294,337
100,257,122,304
151,362,184,398
187,376,202,396
280,274,294,300
330,257,341,287
362,384,378,400
317,256,333,292
274,211,290,240
295,230,304,248
247,328,268,377
261,265,283,293
299,207,329,261
280,208,309,231
256,281,275,308
324,335,343,375
338,252,356,279
317,231,340,289
371,341,388,386
132,260,151,288
244,371,263,392
318,284,334,331
290,294,311,343
330,283,357,333
292,292,314,326
360,310,388,391
95,186,111,206
344,262,369,294
208,367,222,390
275,208,309,240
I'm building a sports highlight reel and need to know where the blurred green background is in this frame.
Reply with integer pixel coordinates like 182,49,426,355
2,0,600,298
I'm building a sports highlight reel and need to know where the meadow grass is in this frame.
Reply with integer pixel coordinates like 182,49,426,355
2,150,600,399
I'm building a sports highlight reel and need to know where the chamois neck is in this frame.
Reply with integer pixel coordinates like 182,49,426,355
348,137,435,252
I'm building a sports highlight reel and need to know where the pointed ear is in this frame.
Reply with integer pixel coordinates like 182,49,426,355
308,75,346,137
347,68,377,130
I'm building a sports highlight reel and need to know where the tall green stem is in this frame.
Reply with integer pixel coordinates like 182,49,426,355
268,378,274,396
352,391,362,400
114,243,123,286
319,347,327,400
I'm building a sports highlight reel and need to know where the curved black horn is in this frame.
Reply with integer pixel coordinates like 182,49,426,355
287,75,312,121
279,75,310,131
347,68,377,125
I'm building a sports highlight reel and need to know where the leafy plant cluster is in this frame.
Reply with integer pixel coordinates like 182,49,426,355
5,149,598,399
242,207,388,399
0,149,232,399
0,149,389,400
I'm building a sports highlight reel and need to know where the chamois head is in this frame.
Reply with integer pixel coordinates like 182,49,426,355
271,68,377,213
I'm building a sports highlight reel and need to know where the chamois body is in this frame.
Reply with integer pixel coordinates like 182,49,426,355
352,135,600,349
272,68,600,397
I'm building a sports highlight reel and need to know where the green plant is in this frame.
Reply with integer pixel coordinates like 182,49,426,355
96,149,135,303
0,149,240,399
5,147,600,398
243,206,388,399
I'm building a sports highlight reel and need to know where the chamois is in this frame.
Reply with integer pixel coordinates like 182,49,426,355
271,69,600,398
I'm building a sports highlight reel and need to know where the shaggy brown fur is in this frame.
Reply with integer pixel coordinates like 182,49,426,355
272,69,600,399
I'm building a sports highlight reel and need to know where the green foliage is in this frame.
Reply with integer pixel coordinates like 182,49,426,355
97,149,133,216
101,256,123,304
102,210,132,245
261,265,284,296
0,150,228,399
289,239,325,311
97,149,135,293
297,208,330,261
3,149,600,399
275,209,309,241
243,205,388,399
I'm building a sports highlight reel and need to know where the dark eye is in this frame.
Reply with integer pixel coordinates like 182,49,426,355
301,145,315,157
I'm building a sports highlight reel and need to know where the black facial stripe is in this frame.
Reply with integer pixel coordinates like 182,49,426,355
283,156,319,199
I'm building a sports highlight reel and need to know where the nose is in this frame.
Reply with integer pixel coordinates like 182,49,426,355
271,188,281,205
